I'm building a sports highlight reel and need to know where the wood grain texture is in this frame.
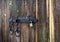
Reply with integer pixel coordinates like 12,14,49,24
53,0,60,42
0,0,40,42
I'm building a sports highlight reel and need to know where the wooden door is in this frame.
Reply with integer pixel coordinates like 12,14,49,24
0,0,49,42
0,0,38,42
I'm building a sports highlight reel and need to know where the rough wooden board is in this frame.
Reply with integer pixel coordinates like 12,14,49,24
1,1,7,42
21,0,36,42
0,0,37,42
54,0,60,42
21,23,29,42
1,0,11,42
0,9,2,42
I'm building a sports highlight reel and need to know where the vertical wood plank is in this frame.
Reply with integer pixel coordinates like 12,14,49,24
0,9,2,42
21,0,29,42
35,0,38,42
49,0,55,42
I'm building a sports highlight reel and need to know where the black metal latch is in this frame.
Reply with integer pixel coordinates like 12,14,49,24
9,16,38,36
9,16,38,24
9,16,38,27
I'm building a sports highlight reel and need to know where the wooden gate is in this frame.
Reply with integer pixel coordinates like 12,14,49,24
0,0,38,42
0,0,49,42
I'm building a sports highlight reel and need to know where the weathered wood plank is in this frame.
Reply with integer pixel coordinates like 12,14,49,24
54,0,60,42
49,0,55,42
0,0,39,42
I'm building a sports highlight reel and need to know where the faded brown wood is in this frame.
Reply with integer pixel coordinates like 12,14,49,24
35,0,38,42
38,0,49,42
54,0,60,42
21,23,29,42
0,0,40,42
29,0,35,42
0,9,2,42
1,0,10,42
21,1,29,42
1,0,8,42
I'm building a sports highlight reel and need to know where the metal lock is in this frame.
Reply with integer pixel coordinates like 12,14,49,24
30,21,33,27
